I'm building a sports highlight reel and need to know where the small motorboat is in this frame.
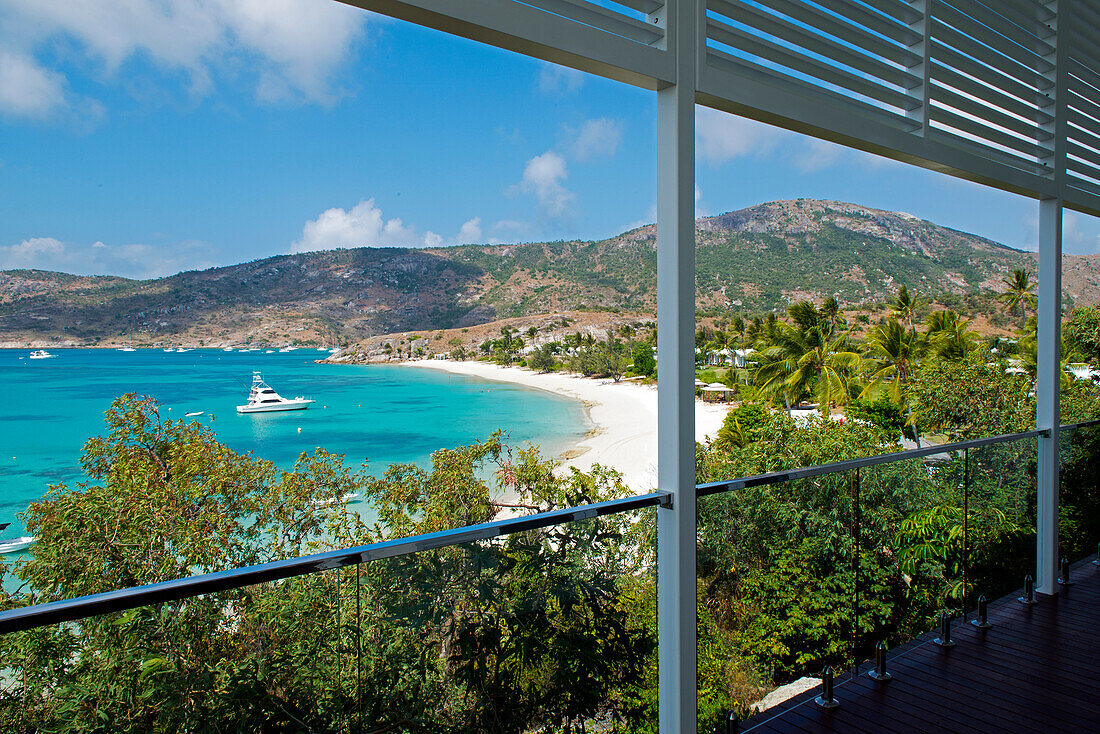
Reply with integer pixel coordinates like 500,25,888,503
237,372,314,414
184,411,204,417
310,493,359,507
0,524,34,554
29,350,55,359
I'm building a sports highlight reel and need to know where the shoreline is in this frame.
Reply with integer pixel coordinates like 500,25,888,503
401,359,730,494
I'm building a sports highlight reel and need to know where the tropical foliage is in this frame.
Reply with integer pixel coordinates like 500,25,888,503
4,280,1100,732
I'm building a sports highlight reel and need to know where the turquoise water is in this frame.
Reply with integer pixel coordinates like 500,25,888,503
0,349,589,536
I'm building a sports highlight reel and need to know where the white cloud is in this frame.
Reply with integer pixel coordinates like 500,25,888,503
0,52,67,119
538,63,584,94
455,217,482,244
696,107,787,165
516,151,575,218
570,117,622,161
292,200,485,252
423,219,481,247
0,0,367,114
291,199,418,253
216,0,365,104
1063,211,1100,255
795,139,845,173
0,236,217,278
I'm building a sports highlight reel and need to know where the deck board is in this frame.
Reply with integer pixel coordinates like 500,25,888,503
740,558,1100,733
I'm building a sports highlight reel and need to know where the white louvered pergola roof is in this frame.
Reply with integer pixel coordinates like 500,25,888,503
339,1,1094,729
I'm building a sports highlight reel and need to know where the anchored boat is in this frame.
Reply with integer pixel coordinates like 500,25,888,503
0,524,34,554
236,372,314,414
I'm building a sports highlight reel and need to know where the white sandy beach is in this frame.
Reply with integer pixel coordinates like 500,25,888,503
403,359,729,493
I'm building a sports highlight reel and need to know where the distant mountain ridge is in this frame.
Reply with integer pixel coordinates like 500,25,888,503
3,199,1099,346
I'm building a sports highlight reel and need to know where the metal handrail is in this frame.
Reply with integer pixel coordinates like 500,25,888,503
4,420,1098,636
1061,418,1100,431
697,427,1051,498
0,491,670,634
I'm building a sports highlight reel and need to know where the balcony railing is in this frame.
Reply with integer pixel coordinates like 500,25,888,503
0,421,1096,731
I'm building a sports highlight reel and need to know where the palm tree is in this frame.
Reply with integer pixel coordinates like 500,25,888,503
755,322,862,416
728,315,746,353
892,285,919,332
861,318,924,443
821,297,843,336
788,300,823,333
705,330,733,366
1019,330,1081,389
925,310,979,360
997,269,1037,329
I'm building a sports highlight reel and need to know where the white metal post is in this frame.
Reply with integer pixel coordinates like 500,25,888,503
1036,197,1063,595
656,0,697,731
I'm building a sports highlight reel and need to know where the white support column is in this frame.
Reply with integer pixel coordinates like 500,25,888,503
1035,0,1067,597
656,0,698,731
1036,196,1063,595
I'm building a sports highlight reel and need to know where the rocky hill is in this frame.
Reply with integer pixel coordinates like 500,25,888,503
2,199,1097,346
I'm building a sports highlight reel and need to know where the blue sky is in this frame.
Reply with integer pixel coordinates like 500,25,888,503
1,0,1098,280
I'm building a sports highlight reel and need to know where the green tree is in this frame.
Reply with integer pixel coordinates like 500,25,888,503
909,353,1034,439
528,343,557,373
754,303,862,415
891,284,919,332
996,269,1037,329
1064,306,1100,364
596,338,632,382
861,318,924,443
0,398,657,734
925,310,978,361
2,395,365,732
632,343,656,377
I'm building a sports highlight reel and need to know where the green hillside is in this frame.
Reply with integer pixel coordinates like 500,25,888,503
0,199,1092,345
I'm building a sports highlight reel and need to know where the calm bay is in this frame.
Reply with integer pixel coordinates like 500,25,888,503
0,349,589,537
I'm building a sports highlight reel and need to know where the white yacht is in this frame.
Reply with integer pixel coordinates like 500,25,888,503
0,524,34,554
236,372,314,414
0,536,35,554
28,350,55,359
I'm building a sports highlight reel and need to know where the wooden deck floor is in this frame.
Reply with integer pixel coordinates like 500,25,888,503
741,558,1100,733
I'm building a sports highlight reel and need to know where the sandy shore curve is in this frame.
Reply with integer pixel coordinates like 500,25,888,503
402,359,729,493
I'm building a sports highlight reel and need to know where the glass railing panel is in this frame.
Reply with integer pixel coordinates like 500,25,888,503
354,508,658,733
696,469,855,729
966,435,1037,605
0,572,355,732
858,452,950,649
0,504,657,732
1058,422,1100,564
